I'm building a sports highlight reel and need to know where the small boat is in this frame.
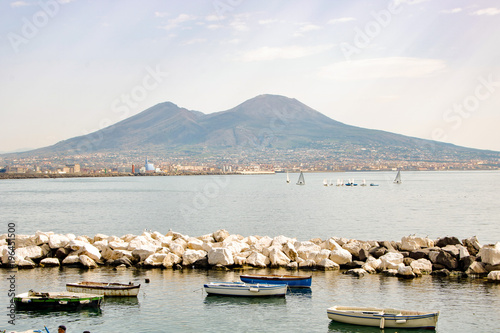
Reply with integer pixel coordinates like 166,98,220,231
286,171,290,183
370,183,379,186
66,281,141,297
204,282,287,297
14,290,103,310
327,306,439,329
360,179,367,186
296,171,305,185
323,179,328,186
394,169,402,184
240,274,312,288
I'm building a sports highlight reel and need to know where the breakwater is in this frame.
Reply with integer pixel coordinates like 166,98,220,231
1,230,500,281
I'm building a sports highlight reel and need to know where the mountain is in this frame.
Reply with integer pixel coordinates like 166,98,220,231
9,94,500,162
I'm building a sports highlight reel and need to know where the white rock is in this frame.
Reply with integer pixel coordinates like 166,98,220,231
315,249,331,262
132,244,157,262
17,257,36,268
317,258,339,270
170,242,186,257
112,250,134,261
109,241,129,250
272,235,293,246
299,259,316,268
208,248,234,266
79,254,97,268
82,243,101,261
246,252,269,267
163,253,182,268
93,234,109,242
363,257,382,272
342,241,362,257
398,265,415,277
127,236,155,251
92,240,109,252
49,234,70,249
487,270,500,281
34,231,52,245
297,242,321,260
16,246,45,260
40,258,60,266
213,229,230,242
329,248,352,265
282,242,298,261
478,242,500,266
182,249,207,265
466,261,487,275
15,234,37,248
225,241,250,255
62,255,80,265
233,255,247,265
324,238,341,251
145,253,169,266
400,235,434,251
410,258,433,274
268,248,291,266
187,238,204,251
379,252,404,270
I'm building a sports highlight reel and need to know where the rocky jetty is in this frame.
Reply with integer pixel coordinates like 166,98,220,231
1,231,500,281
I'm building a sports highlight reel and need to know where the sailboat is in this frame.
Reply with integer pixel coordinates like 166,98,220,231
296,171,305,185
394,170,402,184
361,179,367,186
323,179,328,186
286,172,290,183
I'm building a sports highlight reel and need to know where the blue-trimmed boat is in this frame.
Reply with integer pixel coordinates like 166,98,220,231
240,274,312,288
327,306,439,329
204,282,287,297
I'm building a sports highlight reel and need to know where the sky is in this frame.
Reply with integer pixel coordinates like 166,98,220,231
1,0,500,153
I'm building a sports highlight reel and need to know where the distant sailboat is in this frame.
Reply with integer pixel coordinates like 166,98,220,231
323,179,328,186
394,170,402,184
296,171,305,185
286,172,290,183
361,179,367,186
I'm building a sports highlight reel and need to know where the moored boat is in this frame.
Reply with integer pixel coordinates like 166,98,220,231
66,281,141,297
327,306,439,329
14,290,103,310
204,282,287,297
240,274,312,288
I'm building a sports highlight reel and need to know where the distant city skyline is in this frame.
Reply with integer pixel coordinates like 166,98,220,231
1,0,500,153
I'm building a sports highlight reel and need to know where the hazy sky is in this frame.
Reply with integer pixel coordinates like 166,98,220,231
1,0,499,153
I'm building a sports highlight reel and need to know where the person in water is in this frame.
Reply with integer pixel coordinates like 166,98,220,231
58,326,66,333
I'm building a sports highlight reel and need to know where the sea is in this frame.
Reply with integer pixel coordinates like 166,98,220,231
1,170,499,332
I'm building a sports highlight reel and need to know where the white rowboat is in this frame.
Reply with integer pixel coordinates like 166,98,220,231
204,282,287,297
327,306,439,329
66,281,140,297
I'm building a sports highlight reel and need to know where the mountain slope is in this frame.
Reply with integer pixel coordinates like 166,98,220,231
15,94,499,160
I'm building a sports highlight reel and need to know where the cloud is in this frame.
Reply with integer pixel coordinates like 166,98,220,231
320,57,446,80
206,14,223,21
328,17,356,24
441,8,462,14
183,38,206,45
472,8,500,16
10,1,29,7
160,14,197,30
240,44,333,62
298,24,321,33
258,19,278,25
393,0,430,5
155,12,169,18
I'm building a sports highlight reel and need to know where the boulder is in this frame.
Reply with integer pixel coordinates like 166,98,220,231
112,257,133,267
34,231,52,245
441,245,460,257
233,255,247,266
369,246,387,258
282,242,298,261
329,247,352,265
465,261,487,275
487,271,500,281
462,236,481,256
342,241,362,257
82,243,101,261
431,268,450,277
435,236,460,248
268,248,291,267
410,258,432,274
317,258,339,270
55,247,71,260
363,257,382,272
287,262,298,270
272,235,294,246
358,248,369,262
49,234,70,249
297,242,322,261
108,241,129,250
163,253,182,268
17,257,36,268
182,250,207,266
16,246,46,260
40,258,60,267
246,252,269,267
456,245,470,260
213,229,230,242
478,242,500,266
145,253,169,266
315,249,331,262
208,248,234,266
409,249,430,260
379,252,404,270
187,238,204,251
93,233,109,242
79,254,97,268
436,251,458,270
397,265,416,278
299,259,316,268
169,243,186,257
132,244,157,262
62,255,80,265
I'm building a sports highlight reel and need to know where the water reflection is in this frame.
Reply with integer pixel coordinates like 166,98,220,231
328,320,436,333
204,295,287,307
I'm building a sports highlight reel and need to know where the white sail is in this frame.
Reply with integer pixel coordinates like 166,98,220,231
286,172,290,183
296,171,305,185
323,179,328,186
394,170,402,184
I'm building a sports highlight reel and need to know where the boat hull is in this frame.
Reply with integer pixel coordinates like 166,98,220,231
204,282,287,297
240,274,312,288
14,291,103,310
66,282,140,297
327,306,439,329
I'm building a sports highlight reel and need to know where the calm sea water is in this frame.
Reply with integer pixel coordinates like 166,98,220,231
1,170,500,332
